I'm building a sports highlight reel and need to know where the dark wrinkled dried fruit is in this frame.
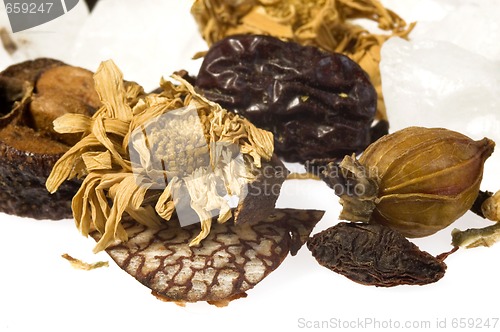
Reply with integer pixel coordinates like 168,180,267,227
0,58,98,219
91,208,325,305
307,222,447,287
195,34,377,163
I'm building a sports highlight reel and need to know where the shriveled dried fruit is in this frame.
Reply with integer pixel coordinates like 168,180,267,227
307,222,447,287
196,34,377,162
191,0,414,120
91,208,324,305
316,127,495,238
47,60,287,252
0,59,99,219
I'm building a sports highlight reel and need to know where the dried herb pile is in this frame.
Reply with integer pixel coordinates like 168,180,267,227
191,0,415,120
307,127,497,286
46,60,277,252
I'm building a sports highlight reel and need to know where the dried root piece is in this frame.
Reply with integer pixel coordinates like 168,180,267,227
308,222,447,287
91,208,324,304
191,0,415,120
47,60,286,252
0,59,99,219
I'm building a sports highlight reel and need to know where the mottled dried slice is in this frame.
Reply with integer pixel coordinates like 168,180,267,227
308,222,447,287
91,208,324,304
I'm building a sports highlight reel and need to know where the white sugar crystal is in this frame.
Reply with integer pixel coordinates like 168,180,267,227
380,38,500,189
70,0,207,91
0,1,89,66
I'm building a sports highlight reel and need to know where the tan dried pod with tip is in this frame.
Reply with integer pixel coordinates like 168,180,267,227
335,127,495,238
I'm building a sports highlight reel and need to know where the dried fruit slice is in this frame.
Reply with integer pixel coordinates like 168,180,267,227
91,208,324,305
0,59,99,219
308,222,447,287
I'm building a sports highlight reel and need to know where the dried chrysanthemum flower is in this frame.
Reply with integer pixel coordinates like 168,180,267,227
46,60,286,252
191,0,415,120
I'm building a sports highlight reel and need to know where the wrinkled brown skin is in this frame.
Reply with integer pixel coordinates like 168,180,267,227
92,209,325,305
307,222,447,287
0,58,97,219
196,34,377,163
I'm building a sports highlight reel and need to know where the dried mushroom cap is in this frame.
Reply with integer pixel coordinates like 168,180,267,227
91,208,325,304
47,60,281,252
191,0,415,120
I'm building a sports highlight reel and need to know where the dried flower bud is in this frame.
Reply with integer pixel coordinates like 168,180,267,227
321,127,495,238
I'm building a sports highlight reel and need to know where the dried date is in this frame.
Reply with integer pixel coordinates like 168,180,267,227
195,34,377,163
307,222,447,287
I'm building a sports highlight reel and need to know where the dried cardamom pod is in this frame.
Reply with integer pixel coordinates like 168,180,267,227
307,222,448,287
46,60,287,252
316,127,495,238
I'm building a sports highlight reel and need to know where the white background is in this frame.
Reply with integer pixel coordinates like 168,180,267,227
1,1,499,332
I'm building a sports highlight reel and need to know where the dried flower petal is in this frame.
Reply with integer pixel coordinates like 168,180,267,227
61,253,109,271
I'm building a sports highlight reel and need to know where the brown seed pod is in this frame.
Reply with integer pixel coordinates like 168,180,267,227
91,208,324,305
318,127,495,238
307,222,447,287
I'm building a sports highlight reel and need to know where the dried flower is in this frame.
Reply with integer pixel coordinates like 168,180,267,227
317,127,495,238
46,60,278,252
191,0,415,120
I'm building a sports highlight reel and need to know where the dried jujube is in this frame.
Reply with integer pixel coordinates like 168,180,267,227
195,34,377,163
307,222,447,287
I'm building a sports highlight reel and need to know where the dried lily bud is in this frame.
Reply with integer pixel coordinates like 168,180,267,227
318,127,495,238
308,222,448,287
191,0,415,120
46,60,286,252
91,208,324,305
